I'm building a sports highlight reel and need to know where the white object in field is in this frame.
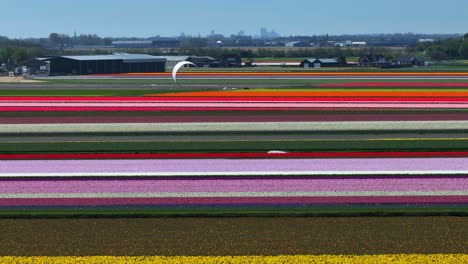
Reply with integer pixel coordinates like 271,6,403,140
172,61,196,83
268,150,288,154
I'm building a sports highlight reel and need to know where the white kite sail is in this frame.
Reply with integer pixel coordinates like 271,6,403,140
172,61,196,83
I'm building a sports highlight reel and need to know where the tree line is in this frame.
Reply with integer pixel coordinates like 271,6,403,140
144,47,398,60
0,37,45,69
48,33,113,47
408,33,468,60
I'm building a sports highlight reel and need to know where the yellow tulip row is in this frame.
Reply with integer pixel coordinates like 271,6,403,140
1,255,467,264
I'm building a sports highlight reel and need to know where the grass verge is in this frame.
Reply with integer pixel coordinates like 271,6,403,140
1,138,468,153
1,205,467,218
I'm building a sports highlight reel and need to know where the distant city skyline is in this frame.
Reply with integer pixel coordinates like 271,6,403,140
2,0,468,39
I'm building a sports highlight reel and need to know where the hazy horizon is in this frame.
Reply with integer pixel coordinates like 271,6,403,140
2,0,467,38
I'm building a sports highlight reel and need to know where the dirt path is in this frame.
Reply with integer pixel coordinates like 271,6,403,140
0,77,44,83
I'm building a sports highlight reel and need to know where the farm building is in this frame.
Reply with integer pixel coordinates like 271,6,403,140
357,55,390,67
112,38,180,48
160,56,190,68
395,56,426,66
213,54,243,67
285,41,309,47
300,58,340,68
21,58,51,75
186,56,215,67
160,54,243,69
45,54,166,75
112,40,154,48
151,38,180,48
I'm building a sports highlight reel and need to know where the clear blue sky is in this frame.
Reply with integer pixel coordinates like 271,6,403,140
2,0,467,38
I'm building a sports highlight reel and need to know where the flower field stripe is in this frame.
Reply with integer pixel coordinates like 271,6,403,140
3,171,468,177
3,121,468,133
1,255,467,264
155,90,468,97
4,102,468,108
4,105,468,111
7,96,468,101
320,82,468,87
127,71,468,75
5,96,468,102
0,106,349,112
3,191,468,199
4,113,468,124
2,196,468,206
3,151,468,160
2,158,468,175
2,177,465,193
0,96,175,101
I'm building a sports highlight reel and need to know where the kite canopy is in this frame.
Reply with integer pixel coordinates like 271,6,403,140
172,61,197,83
267,150,288,154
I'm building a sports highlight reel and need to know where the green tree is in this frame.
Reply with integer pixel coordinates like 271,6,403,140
442,39,462,58
426,45,448,60
49,33,61,45
459,41,468,59
0,47,14,63
337,56,347,65
12,48,28,65
27,47,44,58
383,53,394,61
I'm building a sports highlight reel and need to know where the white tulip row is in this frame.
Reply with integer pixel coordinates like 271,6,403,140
1,121,468,133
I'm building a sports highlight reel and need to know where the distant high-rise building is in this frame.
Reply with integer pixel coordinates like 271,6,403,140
259,28,280,39
270,29,280,38
260,28,268,38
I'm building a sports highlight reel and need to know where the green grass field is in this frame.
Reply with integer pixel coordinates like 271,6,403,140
1,138,468,153
0,89,195,96
37,78,468,86
1,205,466,218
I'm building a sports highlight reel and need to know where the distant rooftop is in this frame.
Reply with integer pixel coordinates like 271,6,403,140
304,58,338,63
112,40,153,45
60,54,166,63
159,56,190,61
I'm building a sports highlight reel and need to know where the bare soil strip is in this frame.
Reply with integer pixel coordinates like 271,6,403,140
0,77,44,83
0,217,466,256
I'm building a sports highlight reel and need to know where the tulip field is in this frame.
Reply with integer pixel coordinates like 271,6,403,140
1,81,468,217
1,79,468,258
